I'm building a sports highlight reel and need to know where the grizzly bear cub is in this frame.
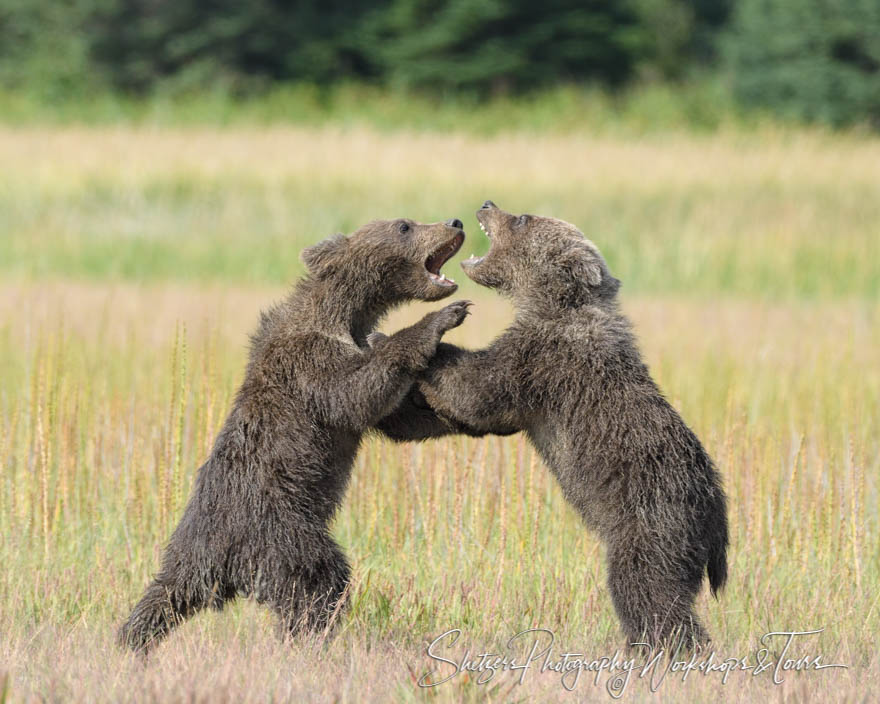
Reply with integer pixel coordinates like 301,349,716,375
417,201,729,647
119,216,472,653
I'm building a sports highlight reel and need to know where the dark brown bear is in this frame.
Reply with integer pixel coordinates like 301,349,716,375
416,201,729,648
119,216,472,654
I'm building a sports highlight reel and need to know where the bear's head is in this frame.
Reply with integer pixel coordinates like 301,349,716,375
301,218,465,303
462,201,620,308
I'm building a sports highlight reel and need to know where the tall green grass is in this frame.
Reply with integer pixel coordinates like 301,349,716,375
0,81,749,132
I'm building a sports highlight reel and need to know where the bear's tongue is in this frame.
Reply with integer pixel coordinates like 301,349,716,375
426,232,464,286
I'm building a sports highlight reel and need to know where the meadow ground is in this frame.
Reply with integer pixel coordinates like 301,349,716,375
0,126,878,702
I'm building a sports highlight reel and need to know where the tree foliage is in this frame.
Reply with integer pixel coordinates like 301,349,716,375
1,0,727,96
727,0,880,127
88,0,386,91
373,0,645,93
3,0,878,128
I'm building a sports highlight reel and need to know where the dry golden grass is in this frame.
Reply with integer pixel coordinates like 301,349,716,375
2,126,879,297
1,280,877,702
4,125,880,189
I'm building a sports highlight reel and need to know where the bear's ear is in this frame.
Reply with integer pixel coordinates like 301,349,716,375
552,239,620,306
301,234,348,274
560,241,603,288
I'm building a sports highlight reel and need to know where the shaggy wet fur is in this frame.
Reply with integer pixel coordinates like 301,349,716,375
119,217,473,654
417,202,729,648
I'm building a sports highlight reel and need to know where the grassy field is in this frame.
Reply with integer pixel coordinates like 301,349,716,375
2,126,879,298
0,81,750,133
0,125,878,702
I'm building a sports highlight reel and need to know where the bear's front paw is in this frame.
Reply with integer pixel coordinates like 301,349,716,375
431,300,472,335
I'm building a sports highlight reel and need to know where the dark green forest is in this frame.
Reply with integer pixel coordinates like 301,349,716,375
1,0,878,127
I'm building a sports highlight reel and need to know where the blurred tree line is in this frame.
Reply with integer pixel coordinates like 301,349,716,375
0,0,877,127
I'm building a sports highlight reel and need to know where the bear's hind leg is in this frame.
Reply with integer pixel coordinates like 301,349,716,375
267,534,351,640
606,539,707,650
118,571,229,654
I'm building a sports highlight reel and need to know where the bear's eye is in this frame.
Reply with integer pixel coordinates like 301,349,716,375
398,221,410,234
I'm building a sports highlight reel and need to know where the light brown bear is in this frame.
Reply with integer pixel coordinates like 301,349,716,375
416,201,729,647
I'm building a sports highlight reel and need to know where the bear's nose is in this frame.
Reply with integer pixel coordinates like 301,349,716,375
481,200,496,210
446,218,463,229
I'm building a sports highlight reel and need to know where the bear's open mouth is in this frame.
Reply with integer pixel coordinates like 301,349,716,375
462,220,491,269
425,232,464,286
